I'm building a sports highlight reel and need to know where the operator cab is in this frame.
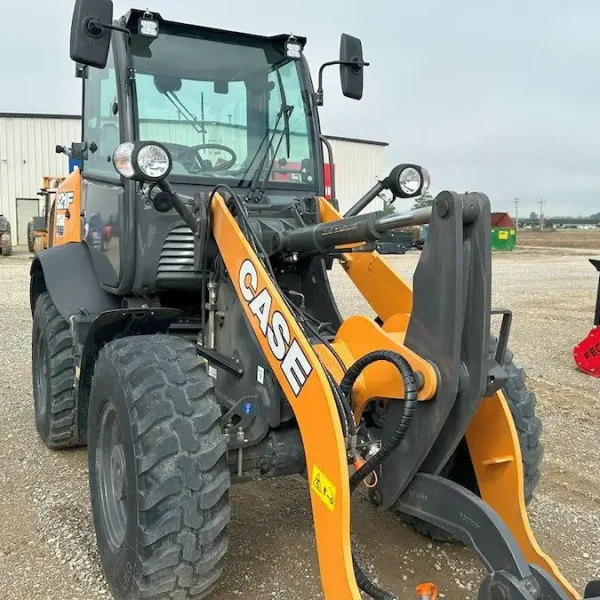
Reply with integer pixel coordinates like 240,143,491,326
69,0,368,297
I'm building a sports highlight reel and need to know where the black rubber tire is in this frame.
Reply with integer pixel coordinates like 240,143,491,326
1,232,12,256
31,292,79,448
88,334,231,600
27,221,35,253
398,336,543,542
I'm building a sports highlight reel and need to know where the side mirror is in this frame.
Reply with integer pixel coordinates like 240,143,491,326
70,0,114,69
339,33,365,101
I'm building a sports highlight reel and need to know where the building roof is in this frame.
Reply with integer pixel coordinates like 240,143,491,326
0,112,80,120
0,112,389,147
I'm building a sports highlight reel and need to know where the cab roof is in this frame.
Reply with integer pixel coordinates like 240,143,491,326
123,9,307,49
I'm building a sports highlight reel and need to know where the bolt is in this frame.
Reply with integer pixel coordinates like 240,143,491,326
490,583,508,600
370,489,381,506
436,197,450,218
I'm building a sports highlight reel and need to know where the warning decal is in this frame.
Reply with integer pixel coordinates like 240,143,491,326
311,464,336,512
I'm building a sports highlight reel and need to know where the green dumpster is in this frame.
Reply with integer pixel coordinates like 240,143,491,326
491,227,516,251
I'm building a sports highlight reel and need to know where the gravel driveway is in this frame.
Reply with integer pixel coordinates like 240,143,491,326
0,247,598,600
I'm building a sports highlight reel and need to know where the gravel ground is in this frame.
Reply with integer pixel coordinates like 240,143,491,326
0,246,598,600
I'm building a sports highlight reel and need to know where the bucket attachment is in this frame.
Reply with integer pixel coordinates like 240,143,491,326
573,259,600,377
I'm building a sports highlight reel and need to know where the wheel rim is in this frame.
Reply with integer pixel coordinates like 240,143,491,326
35,334,48,420
97,402,128,551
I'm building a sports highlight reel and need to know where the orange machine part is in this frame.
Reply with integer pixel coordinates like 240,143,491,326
211,194,362,599
314,315,437,421
319,198,413,321
49,169,82,247
467,392,580,599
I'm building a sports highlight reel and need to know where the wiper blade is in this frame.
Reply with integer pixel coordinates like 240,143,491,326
242,104,286,193
162,90,206,136
247,104,294,204
275,69,291,159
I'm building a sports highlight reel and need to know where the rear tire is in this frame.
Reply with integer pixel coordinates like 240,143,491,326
88,334,230,600
32,292,78,448
27,221,35,253
33,235,45,254
397,336,543,542
1,233,12,256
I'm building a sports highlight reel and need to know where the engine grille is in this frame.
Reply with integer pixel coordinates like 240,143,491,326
157,225,201,288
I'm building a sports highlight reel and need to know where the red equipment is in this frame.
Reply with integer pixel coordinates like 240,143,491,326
573,259,600,377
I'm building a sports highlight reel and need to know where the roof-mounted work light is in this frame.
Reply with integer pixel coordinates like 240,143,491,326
138,11,159,38
285,35,302,59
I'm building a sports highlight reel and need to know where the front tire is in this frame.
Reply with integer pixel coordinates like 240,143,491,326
88,335,231,600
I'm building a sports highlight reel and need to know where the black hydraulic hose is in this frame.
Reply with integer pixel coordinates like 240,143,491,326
324,368,350,439
340,350,418,600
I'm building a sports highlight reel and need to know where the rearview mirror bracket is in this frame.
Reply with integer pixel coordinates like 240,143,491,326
313,58,370,107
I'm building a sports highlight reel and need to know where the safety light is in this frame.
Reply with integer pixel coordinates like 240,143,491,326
138,12,159,38
285,35,302,59
385,164,431,199
112,141,172,182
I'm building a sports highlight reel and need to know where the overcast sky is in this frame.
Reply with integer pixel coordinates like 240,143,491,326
1,0,598,216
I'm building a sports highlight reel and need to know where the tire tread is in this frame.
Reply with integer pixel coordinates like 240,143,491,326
95,335,230,599
33,292,78,448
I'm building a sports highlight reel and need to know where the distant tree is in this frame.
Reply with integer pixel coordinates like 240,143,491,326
412,192,435,209
379,190,396,214
529,211,538,220
589,212,600,220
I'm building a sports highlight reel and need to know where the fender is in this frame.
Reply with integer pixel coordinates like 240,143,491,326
30,242,120,320
76,307,183,443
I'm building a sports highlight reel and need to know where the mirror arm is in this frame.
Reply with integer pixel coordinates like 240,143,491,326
313,59,370,107
86,17,130,37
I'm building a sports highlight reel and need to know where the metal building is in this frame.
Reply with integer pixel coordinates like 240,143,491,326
324,135,389,215
0,112,387,246
0,114,80,246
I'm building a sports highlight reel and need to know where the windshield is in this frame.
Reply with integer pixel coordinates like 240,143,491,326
131,32,317,189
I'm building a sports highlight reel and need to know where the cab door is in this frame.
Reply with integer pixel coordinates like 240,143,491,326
79,40,124,288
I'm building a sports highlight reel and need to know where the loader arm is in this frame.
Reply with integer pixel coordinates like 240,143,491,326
210,193,362,599
210,190,595,600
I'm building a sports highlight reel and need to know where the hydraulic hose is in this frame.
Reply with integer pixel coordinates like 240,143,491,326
340,350,419,600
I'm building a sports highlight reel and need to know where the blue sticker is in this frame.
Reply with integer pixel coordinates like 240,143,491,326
243,402,254,415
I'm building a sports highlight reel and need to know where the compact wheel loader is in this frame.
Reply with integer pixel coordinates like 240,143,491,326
29,1,599,599
28,175,68,254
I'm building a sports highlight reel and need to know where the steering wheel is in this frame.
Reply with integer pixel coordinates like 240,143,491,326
175,143,237,173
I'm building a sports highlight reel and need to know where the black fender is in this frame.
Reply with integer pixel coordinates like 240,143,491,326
30,242,120,320
76,307,184,443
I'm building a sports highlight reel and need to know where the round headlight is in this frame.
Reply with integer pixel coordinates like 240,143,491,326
420,167,431,195
385,163,430,198
113,142,135,178
398,167,422,196
136,144,172,180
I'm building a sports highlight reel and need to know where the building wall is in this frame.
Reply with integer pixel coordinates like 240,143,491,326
326,137,387,215
0,114,387,233
0,115,80,225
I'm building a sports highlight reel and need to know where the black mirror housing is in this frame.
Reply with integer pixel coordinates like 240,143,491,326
70,0,114,69
339,33,365,101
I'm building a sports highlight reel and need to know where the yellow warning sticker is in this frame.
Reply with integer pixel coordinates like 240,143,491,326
311,464,336,511
498,230,509,240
